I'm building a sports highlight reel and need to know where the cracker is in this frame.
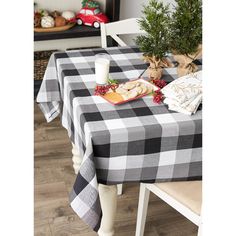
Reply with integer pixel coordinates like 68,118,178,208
140,83,148,94
133,86,143,95
123,82,136,90
116,86,128,94
122,90,138,100
127,90,138,99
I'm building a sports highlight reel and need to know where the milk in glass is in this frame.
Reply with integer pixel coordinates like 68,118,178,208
95,55,110,85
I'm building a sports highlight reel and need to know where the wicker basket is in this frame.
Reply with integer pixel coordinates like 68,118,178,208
34,50,56,80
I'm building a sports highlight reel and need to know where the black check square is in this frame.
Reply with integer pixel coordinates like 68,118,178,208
117,109,136,118
62,69,80,77
127,140,145,155
144,137,162,154
80,50,96,56
133,107,153,116
94,49,108,54
93,143,111,158
97,169,109,184
54,52,69,59
73,89,91,97
73,174,89,195
177,135,194,150
83,112,104,122
109,66,123,73
192,133,202,148
120,47,139,53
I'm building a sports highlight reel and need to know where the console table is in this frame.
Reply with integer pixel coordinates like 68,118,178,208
34,0,120,51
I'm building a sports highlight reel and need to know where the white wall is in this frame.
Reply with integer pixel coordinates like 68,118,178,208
120,0,175,19
119,0,176,45
34,0,106,13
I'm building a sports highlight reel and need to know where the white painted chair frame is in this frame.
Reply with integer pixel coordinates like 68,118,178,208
135,182,202,236
100,18,145,48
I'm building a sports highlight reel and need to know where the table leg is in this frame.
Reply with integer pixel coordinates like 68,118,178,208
98,184,118,236
71,143,82,174
117,184,123,195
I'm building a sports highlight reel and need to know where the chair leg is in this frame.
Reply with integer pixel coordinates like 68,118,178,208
117,184,123,195
197,222,202,236
135,183,150,236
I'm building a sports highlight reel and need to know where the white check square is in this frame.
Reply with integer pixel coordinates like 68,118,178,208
84,123,91,136
104,119,125,130
80,74,96,82
123,70,141,79
159,150,176,166
154,113,176,124
111,54,127,61
109,156,127,170
70,57,87,64
71,196,90,218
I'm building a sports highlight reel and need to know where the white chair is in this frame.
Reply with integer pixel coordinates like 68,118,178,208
135,181,202,236
100,18,145,48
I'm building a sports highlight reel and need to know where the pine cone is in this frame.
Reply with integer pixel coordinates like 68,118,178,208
34,13,41,28
51,10,61,18
55,16,66,27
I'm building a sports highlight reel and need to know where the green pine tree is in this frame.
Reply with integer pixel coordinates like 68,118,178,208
82,0,99,8
82,0,87,7
170,0,202,55
135,0,171,59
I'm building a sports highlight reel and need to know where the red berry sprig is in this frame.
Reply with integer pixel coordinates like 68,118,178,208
94,85,110,95
151,79,167,89
151,79,166,104
153,90,164,104
108,78,119,92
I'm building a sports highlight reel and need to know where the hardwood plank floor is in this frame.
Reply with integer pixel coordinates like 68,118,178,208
34,102,198,236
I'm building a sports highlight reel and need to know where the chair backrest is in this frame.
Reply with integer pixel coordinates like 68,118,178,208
100,18,145,48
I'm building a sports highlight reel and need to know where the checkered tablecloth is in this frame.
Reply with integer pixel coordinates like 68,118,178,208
37,46,202,232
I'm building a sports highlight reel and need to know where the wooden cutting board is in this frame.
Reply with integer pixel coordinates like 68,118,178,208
34,23,76,32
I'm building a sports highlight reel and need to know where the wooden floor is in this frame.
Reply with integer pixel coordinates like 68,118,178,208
34,102,198,236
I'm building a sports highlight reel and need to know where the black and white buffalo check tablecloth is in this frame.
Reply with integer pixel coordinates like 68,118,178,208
37,46,202,232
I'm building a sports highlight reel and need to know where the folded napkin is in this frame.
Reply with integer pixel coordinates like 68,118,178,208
162,71,202,115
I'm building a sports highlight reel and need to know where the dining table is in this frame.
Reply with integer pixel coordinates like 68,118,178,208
36,46,202,236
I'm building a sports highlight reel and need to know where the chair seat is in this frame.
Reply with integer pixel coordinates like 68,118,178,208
155,181,202,215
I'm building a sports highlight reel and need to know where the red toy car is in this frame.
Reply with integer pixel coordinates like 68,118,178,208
76,7,109,28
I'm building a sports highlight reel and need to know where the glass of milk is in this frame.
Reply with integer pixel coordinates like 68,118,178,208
95,53,110,85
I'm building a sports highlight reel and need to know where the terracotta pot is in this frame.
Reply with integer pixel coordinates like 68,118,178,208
173,44,202,77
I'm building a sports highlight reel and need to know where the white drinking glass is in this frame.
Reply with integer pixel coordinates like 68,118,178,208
95,53,110,85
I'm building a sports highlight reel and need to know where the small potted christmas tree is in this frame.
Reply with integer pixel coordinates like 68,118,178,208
170,0,202,77
136,0,172,80
82,0,99,8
